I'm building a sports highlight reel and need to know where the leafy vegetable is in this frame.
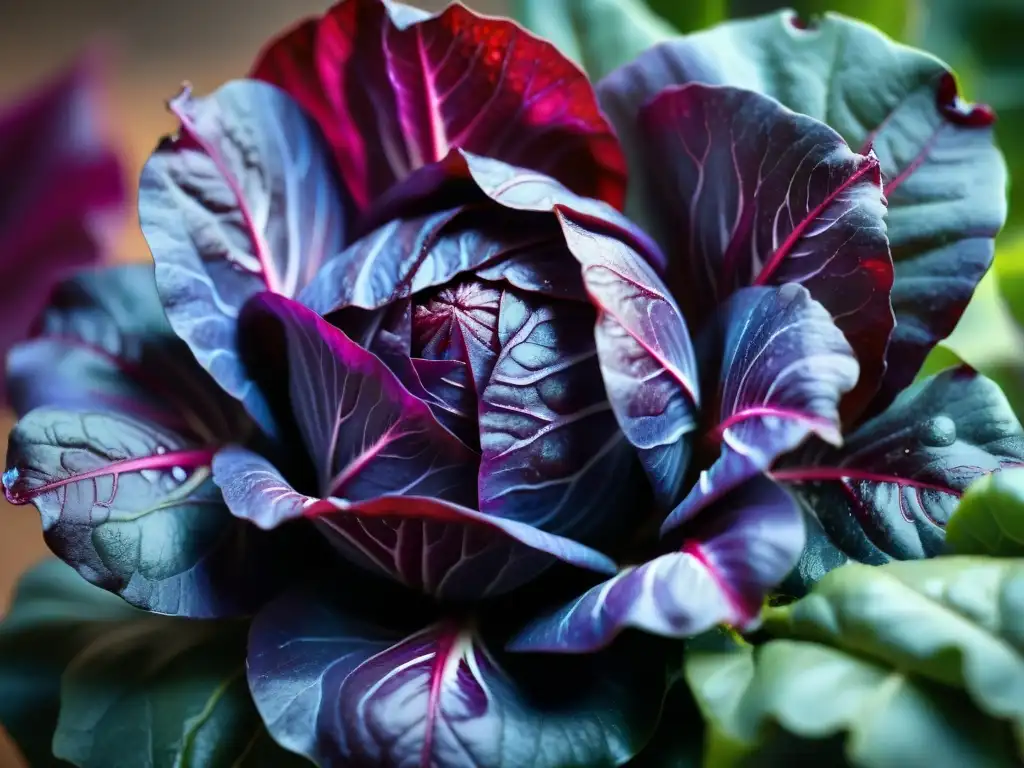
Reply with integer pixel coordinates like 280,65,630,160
252,0,627,212
3,267,290,618
776,367,1024,586
139,79,349,434
598,10,1007,411
947,469,1024,557
247,586,667,767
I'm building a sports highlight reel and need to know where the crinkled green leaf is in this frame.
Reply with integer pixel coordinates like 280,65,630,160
685,638,1020,767
763,559,1024,736
510,0,674,80
729,0,909,40
948,471,1024,557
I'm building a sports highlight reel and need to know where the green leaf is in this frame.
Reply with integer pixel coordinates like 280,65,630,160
994,234,1024,329
0,559,137,767
0,559,308,768
916,0,1024,235
510,0,675,80
685,639,1020,767
763,559,1024,737
948,470,1024,557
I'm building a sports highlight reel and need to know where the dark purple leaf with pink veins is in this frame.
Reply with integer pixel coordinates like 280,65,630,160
139,79,349,435
557,214,699,511
245,293,478,505
774,366,1024,586
662,284,858,533
637,85,892,418
596,12,1005,413
479,291,639,543
246,589,664,768
0,52,125,406
1,272,284,617
508,476,804,653
252,0,627,213
213,447,616,600
233,295,618,597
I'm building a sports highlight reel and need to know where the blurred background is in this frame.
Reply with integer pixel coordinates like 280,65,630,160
0,0,1019,764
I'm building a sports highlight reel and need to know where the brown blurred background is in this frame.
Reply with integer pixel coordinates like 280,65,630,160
0,1,504,764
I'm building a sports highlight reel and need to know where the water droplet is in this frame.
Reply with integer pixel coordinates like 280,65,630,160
172,467,188,482
155,445,167,455
919,415,957,448
2,467,19,492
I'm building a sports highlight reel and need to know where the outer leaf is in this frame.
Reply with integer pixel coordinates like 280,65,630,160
247,587,666,767
947,469,1024,557
775,367,1024,580
0,52,125,406
6,264,206,421
213,447,616,601
252,0,627,212
48,603,307,766
139,79,349,434
664,284,858,531
0,559,136,768
3,274,284,617
599,11,1008,409
508,476,804,652
686,638,1020,768
638,84,891,416
478,291,640,544
510,0,675,82
763,559,1024,738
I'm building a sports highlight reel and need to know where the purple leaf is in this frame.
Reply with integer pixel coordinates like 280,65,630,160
774,366,1024,585
139,79,350,434
597,12,1005,414
252,0,627,213
508,476,805,652
6,266,229,435
663,284,858,533
0,52,125,406
213,447,616,600
242,293,478,506
247,589,665,767
637,85,892,419
1,408,281,618
479,291,640,543
557,214,700,511
298,206,553,322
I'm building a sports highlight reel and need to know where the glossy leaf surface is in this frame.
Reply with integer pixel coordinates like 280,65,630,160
241,293,478,507
776,367,1024,585
0,53,125,406
638,84,890,416
508,477,804,652
247,587,665,767
139,79,348,433
687,638,1020,767
252,0,627,212
478,291,638,543
214,447,615,601
3,269,284,618
764,559,1024,740
599,11,1007,409
665,284,857,530
557,213,699,509
947,469,1024,557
